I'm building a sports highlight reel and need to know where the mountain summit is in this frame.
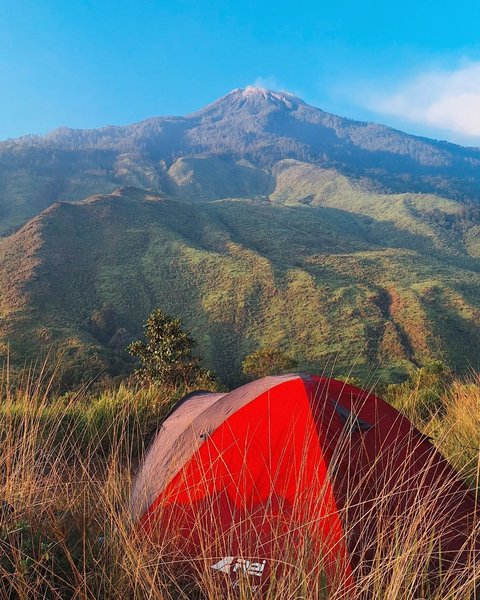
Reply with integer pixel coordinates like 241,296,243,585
192,86,306,117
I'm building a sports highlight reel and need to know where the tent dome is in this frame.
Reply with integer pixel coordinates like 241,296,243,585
131,374,479,595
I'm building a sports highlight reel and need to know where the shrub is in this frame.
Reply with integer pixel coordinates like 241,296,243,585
242,347,298,380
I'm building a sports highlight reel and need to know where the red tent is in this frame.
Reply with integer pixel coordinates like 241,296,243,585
131,374,479,595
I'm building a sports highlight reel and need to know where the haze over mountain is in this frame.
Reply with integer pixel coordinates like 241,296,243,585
0,88,479,386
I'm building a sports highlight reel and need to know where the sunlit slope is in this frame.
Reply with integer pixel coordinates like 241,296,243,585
272,160,479,256
0,185,478,385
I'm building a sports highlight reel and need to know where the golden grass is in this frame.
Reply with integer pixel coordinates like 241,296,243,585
0,371,477,599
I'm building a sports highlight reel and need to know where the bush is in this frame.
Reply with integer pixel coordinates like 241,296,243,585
385,360,452,422
242,347,298,380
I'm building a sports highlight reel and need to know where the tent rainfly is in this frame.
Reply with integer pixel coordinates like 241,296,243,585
131,374,479,595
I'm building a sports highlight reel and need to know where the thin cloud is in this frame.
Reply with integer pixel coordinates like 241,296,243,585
251,75,283,90
249,76,303,99
368,62,480,139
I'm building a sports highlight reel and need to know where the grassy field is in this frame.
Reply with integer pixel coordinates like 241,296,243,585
0,364,477,599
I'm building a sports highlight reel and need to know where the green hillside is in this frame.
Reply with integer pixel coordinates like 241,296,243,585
1,176,479,387
1,88,479,387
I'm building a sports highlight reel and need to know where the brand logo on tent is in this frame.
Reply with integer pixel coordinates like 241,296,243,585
211,557,267,578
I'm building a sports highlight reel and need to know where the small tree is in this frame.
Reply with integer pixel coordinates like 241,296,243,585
242,347,298,380
128,308,208,386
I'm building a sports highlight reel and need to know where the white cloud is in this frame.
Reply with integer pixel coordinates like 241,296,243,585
369,62,480,139
251,75,282,91
248,76,303,99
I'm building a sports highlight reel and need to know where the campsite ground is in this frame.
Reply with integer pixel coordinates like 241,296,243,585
0,368,478,599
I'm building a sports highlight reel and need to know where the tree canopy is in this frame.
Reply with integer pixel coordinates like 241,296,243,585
128,308,211,387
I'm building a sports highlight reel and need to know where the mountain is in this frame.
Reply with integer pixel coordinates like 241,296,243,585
1,179,479,387
0,88,479,386
1,86,480,236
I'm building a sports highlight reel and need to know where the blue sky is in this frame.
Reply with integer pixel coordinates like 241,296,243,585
2,0,480,145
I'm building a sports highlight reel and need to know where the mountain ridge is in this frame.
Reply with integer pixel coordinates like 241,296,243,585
1,89,479,386
1,179,479,386
2,87,480,236
5,87,478,152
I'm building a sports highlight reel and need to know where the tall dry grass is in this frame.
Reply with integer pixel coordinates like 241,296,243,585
0,368,477,599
